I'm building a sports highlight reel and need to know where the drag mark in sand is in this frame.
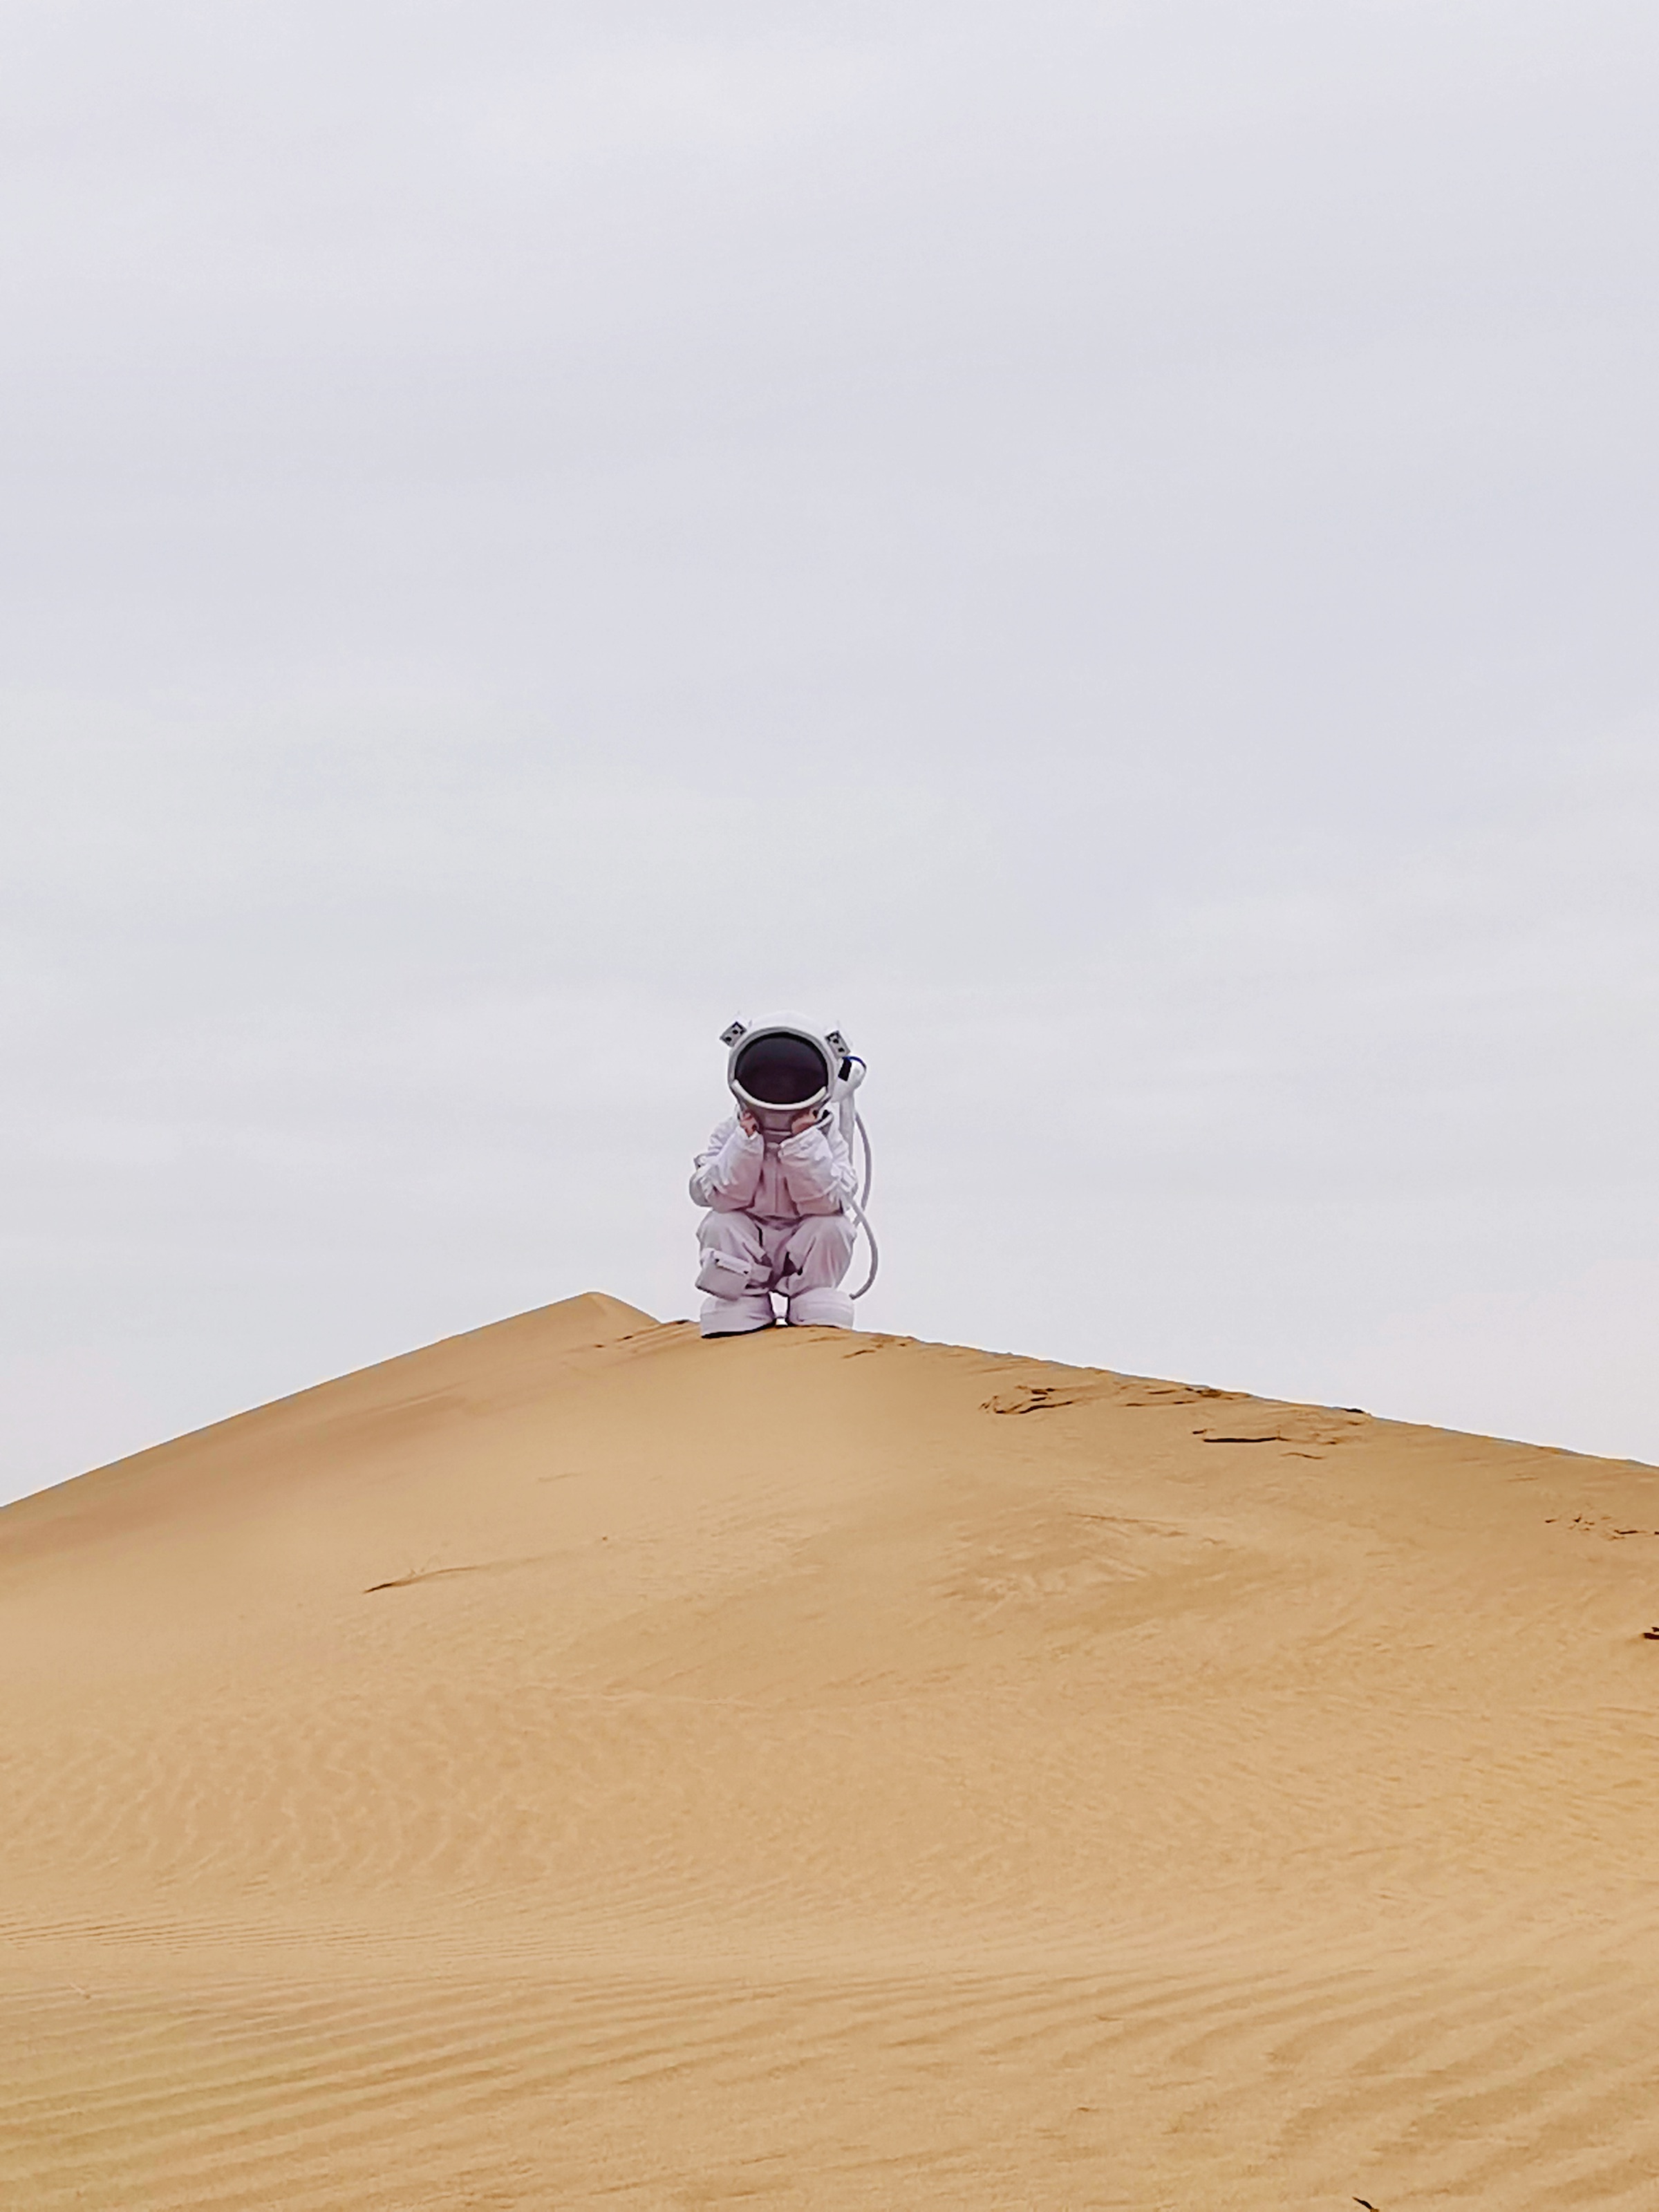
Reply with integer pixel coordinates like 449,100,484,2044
982,1385,1082,1415
364,1555,549,1594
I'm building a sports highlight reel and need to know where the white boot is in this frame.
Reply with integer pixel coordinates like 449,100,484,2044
785,1286,854,1329
700,1290,777,1338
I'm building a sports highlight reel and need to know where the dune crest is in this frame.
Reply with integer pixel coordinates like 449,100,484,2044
3,1298,1658,2208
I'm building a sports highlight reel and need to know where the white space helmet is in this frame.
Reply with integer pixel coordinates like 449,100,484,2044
719,1014,851,1127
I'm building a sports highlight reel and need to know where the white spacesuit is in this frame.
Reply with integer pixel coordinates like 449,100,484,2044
690,1017,869,1337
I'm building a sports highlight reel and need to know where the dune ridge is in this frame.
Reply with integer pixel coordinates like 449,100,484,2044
3,1293,1658,2208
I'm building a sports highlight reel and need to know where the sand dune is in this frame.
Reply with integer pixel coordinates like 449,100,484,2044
3,1293,1658,2208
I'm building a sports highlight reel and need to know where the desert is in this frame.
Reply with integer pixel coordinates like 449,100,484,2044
3,1291,1657,2208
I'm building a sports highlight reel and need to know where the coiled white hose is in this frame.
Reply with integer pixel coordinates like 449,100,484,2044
847,1108,879,1298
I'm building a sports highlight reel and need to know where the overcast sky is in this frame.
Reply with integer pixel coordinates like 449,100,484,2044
3,0,1656,1501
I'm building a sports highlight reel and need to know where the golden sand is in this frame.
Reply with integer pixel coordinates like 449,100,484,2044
3,1293,1657,2207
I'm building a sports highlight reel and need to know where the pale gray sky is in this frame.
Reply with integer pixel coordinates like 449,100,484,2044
3,0,1656,1499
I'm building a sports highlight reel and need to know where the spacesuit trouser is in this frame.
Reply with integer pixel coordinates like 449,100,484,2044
696,1210,856,1330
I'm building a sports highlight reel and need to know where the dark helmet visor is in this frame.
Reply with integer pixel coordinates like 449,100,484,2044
733,1031,830,1107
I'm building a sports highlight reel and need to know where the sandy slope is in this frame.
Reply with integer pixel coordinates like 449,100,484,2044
3,1293,1658,2210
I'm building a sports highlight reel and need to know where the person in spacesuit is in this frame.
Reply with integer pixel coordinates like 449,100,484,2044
690,1019,861,1336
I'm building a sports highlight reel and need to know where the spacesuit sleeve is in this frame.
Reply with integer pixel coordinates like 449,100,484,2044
688,1116,764,1210
776,1116,857,1215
